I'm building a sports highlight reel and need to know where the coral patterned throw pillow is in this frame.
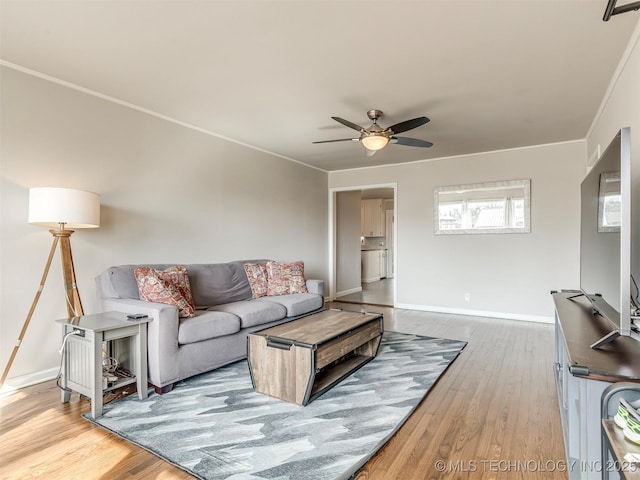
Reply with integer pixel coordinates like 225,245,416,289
266,261,308,296
134,266,195,318
244,262,270,298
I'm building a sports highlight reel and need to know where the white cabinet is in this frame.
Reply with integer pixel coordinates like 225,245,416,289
361,199,385,237
361,250,381,283
362,250,387,282
379,250,387,279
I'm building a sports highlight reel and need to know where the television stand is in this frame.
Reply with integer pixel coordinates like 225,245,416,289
553,292,640,479
591,329,621,349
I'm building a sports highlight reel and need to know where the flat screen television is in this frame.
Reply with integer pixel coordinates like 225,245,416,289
579,127,639,348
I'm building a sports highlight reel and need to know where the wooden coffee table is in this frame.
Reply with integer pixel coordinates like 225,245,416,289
247,309,383,406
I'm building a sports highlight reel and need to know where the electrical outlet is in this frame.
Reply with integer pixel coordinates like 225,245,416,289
464,293,471,301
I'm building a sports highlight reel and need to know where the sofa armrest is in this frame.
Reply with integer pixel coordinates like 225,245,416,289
306,279,324,297
100,298,180,388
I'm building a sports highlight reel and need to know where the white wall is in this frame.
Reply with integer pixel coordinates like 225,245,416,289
0,66,328,387
329,141,585,322
586,20,640,283
335,190,362,295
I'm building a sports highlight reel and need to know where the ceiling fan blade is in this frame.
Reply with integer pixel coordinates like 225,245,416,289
386,116,430,135
391,136,434,148
331,117,366,132
312,138,359,144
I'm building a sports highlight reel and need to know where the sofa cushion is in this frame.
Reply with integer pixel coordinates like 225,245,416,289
209,300,286,328
103,260,269,306
188,260,268,307
178,310,241,345
255,293,323,317
106,265,155,299
266,261,308,296
135,267,195,318
243,262,270,299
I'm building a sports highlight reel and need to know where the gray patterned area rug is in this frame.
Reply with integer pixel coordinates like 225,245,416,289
85,331,466,480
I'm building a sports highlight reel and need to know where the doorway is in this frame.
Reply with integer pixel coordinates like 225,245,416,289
331,184,397,307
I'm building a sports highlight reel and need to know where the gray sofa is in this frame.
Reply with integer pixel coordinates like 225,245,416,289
95,260,324,393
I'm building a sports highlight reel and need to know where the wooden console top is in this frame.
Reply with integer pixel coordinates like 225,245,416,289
553,292,640,381
254,308,382,347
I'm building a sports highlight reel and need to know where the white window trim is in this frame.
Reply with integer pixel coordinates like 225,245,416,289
434,179,531,235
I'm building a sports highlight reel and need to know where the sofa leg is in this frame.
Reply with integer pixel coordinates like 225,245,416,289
154,383,174,395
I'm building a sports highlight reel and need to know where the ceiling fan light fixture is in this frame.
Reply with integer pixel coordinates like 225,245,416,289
365,147,377,157
313,110,432,151
361,133,389,151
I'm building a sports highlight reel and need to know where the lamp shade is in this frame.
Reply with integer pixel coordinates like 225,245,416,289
28,187,100,228
361,134,389,151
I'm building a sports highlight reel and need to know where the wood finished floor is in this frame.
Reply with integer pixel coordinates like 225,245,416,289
336,278,395,306
0,304,566,479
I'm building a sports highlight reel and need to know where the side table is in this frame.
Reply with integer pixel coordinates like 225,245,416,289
56,311,151,418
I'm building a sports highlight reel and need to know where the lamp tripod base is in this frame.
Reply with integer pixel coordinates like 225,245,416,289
0,229,84,388
51,229,85,318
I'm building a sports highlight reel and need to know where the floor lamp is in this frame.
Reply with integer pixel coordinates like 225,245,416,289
0,187,100,388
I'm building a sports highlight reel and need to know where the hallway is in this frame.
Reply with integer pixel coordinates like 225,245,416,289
335,278,394,306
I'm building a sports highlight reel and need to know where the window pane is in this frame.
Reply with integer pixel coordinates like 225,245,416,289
598,172,621,232
438,202,463,230
602,193,621,227
468,199,505,228
512,197,525,227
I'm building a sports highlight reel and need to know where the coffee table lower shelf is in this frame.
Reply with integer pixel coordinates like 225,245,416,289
310,353,373,401
248,310,383,406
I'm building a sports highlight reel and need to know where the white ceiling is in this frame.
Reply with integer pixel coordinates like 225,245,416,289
1,1,638,172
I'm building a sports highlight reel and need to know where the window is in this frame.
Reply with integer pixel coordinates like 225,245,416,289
434,179,531,234
598,172,620,232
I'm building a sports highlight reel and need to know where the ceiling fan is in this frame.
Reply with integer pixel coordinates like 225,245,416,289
313,109,433,156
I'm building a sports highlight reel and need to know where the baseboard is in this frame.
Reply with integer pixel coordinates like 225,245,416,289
362,277,380,284
0,367,58,397
336,286,363,297
394,303,554,324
